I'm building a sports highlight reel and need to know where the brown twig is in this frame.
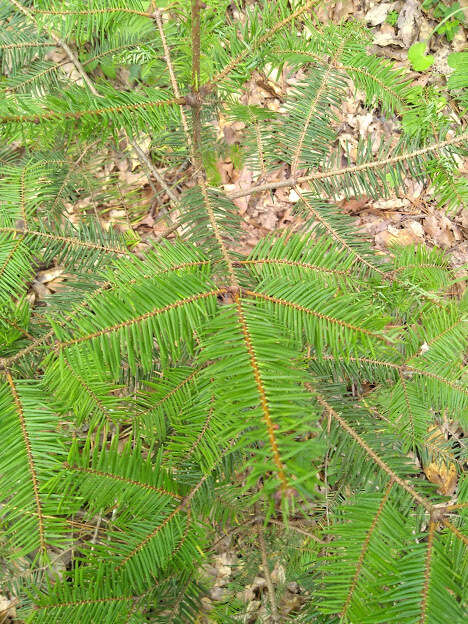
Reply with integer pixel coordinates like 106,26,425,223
227,133,468,200
268,518,326,544
419,519,436,624
126,133,178,204
153,7,192,150
191,0,202,93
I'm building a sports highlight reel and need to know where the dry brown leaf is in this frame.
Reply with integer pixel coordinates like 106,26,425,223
340,198,368,214
423,425,458,496
397,0,421,48
374,23,402,47
423,461,457,496
375,226,421,247
0,595,16,620
365,3,397,26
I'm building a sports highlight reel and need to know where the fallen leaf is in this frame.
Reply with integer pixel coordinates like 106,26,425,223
288,189,300,203
373,198,409,210
374,24,402,47
397,0,421,48
365,2,396,26
36,267,63,284
138,213,155,227
340,198,368,214
424,461,457,496
423,425,458,496
258,206,277,230
375,226,421,247
333,0,354,21
405,220,424,238
229,167,253,215
0,595,16,619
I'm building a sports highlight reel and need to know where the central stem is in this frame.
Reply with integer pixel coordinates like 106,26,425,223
190,0,203,173
191,0,201,93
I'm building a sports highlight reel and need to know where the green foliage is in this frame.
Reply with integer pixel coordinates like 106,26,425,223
408,42,435,72
448,51,468,108
0,1,466,623
385,10,399,26
422,0,465,41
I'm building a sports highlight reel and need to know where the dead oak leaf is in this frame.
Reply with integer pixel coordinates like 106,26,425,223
423,460,457,496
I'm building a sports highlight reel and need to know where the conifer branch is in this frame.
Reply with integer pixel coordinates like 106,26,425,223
294,188,385,276
182,394,215,463
64,463,182,501
340,479,394,618
116,440,235,570
34,594,137,611
0,261,215,371
235,294,288,491
0,96,185,125
200,182,239,286
306,354,467,396
291,41,345,176
59,355,113,420
313,389,468,549
1,4,465,617
441,518,468,546
311,389,432,512
254,120,267,177
5,371,46,554
404,366,468,396
390,263,450,274
0,332,52,370
81,38,158,72
167,574,195,624
237,258,352,277
422,317,464,348
362,399,462,468
19,165,27,224
7,39,159,95
0,41,55,49
281,48,409,112
0,226,129,256
0,237,24,281
189,0,239,288
245,290,392,345
0,314,33,340
191,0,202,94
398,371,416,446
153,6,192,150
3,59,66,94
50,142,97,212
56,289,224,349
227,133,468,199
31,8,158,19
152,367,203,410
